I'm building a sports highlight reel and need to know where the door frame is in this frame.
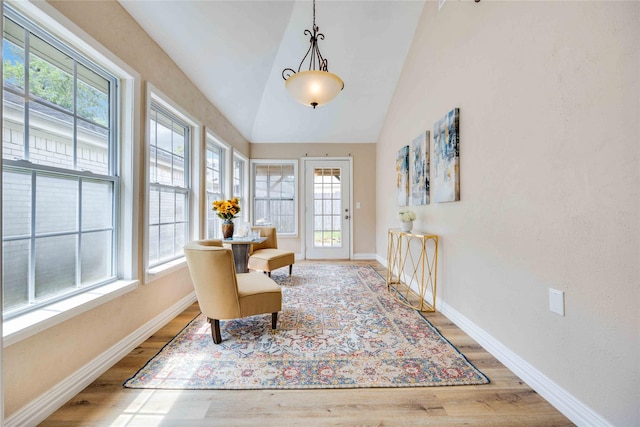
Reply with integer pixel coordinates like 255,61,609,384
301,157,353,260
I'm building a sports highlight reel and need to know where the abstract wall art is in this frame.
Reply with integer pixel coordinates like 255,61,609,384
411,131,430,205
396,145,410,206
433,108,460,202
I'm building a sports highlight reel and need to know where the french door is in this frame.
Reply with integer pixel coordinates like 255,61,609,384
304,159,351,259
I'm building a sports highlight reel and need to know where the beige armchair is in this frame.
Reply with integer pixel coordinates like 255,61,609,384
248,226,295,277
183,239,282,344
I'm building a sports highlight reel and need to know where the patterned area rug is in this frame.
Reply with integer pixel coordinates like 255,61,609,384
124,265,489,389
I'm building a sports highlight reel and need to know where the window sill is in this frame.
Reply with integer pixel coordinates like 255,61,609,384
146,257,187,284
3,279,139,348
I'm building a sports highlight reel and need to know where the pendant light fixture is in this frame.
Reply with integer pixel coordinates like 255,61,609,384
282,0,344,109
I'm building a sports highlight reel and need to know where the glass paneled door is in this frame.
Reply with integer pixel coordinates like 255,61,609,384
305,159,351,259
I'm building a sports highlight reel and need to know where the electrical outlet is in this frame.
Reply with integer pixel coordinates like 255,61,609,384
356,202,361,209
549,288,565,316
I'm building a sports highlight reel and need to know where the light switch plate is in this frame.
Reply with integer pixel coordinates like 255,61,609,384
549,288,565,316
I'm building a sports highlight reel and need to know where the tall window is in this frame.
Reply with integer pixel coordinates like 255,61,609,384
2,7,118,317
233,153,246,219
205,140,225,239
147,102,190,268
252,161,297,234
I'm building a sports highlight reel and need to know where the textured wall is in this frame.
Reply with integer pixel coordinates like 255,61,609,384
376,2,639,425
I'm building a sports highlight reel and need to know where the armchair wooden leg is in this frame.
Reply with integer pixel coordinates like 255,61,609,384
268,271,271,277
208,318,222,344
271,312,278,330
289,264,292,276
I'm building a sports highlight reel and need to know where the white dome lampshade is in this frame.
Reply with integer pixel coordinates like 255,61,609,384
285,70,344,109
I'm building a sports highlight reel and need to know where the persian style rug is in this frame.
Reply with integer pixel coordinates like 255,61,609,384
124,265,489,389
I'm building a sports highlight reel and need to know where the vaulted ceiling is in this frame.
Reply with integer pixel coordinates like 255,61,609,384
119,0,425,143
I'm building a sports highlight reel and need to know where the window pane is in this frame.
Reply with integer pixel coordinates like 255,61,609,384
174,223,186,256
160,189,175,224
81,230,112,285
156,150,173,186
148,225,159,265
35,234,76,300
176,191,186,222
254,199,267,223
149,146,157,183
172,154,185,187
82,179,112,230
254,165,268,198
2,239,29,311
205,166,214,192
233,157,243,199
36,174,78,234
78,118,109,175
3,17,26,92
254,179,268,198
149,187,159,225
3,169,31,237
172,122,184,155
207,192,222,240
29,101,74,169
281,181,295,199
29,34,74,112
155,115,172,153
77,63,109,126
158,224,174,261
3,90,25,160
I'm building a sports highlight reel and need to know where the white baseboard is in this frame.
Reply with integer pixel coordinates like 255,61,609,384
377,251,608,426
438,299,611,427
4,291,197,427
352,253,377,260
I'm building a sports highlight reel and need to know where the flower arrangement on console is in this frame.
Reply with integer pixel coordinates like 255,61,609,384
398,209,416,223
398,209,416,232
212,198,241,222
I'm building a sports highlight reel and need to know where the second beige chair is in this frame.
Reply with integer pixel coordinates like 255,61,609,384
248,226,295,277
184,239,282,344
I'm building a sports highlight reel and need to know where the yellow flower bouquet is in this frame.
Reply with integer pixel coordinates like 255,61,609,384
212,198,241,221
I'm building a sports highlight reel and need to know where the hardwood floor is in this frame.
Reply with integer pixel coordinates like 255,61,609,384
41,261,573,426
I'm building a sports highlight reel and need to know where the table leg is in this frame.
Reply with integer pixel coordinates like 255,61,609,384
230,243,250,273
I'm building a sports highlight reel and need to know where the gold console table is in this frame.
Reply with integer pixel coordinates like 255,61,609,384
386,229,439,312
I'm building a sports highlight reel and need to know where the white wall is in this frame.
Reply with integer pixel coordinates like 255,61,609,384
376,1,639,425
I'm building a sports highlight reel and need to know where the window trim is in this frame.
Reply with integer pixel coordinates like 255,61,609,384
250,159,298,237
233,151,249,223
204,131,230,239
144,83,200,284
1,0,140,342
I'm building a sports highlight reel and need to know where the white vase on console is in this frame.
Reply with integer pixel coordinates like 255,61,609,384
400,221,413,232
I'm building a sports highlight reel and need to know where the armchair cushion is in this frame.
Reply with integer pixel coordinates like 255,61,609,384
248,227,295,276
237,272,282,317
248,249,295,273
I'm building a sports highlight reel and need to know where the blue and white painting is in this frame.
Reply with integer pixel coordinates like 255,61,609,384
396,145,410,206
433,108,460,202
411,131,430,205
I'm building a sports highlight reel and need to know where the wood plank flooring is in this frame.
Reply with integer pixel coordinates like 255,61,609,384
41,260,573,426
